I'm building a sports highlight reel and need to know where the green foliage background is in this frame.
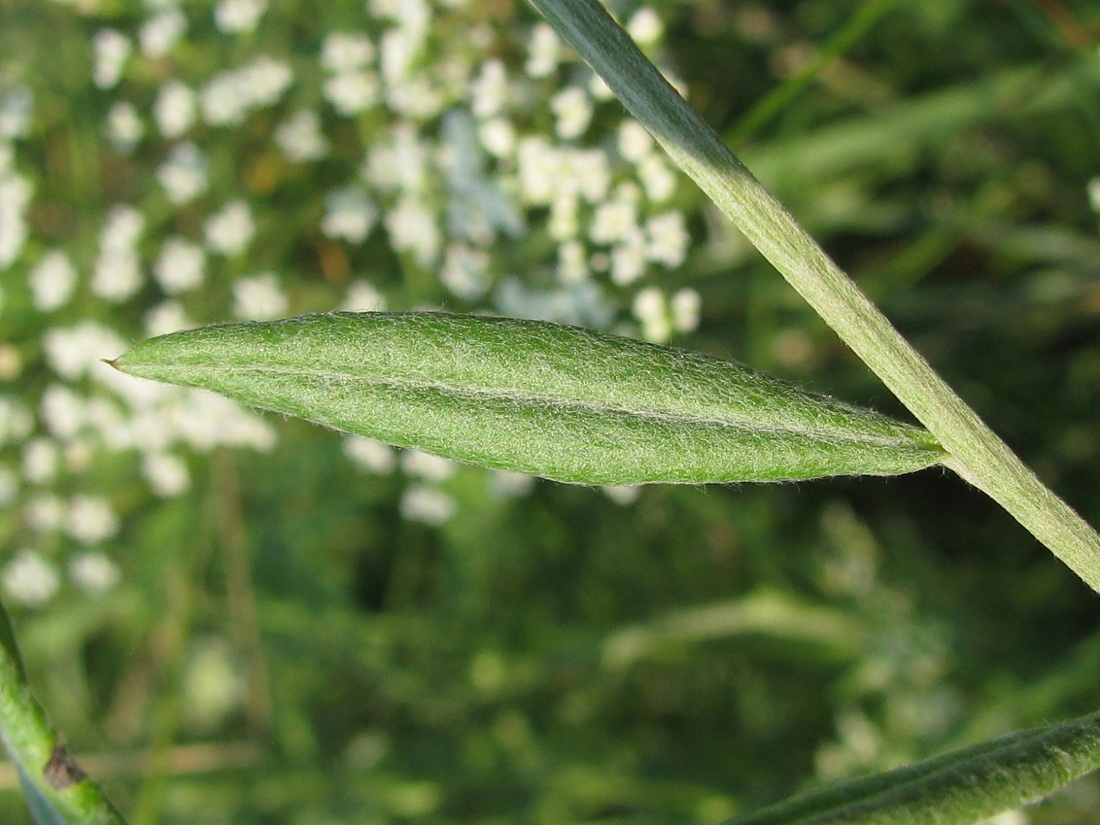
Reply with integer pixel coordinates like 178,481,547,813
1,0,1099,823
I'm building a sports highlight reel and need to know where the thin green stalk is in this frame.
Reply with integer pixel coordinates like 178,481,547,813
729,0,898,144
528,0,1100,592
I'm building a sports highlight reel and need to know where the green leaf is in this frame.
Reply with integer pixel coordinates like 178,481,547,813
0,596,127,825
108,312,943,485
725,710,1100,825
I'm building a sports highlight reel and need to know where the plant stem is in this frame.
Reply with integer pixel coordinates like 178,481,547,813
0,596,127,824
529,0,1100,592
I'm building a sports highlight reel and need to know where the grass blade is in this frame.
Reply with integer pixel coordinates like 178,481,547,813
107,312,944,485
724,710,1100,825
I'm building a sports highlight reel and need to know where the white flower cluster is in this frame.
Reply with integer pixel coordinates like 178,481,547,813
5,0,694,578
200,56,293,126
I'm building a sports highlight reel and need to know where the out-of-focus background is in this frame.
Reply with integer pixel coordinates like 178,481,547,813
1,0,1099,822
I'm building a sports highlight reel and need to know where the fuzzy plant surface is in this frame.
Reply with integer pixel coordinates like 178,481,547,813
106,312,945,485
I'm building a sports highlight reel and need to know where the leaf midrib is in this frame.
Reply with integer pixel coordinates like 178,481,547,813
180,362,933,448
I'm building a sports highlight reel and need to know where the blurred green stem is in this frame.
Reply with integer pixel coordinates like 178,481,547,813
529,0,1100,592
729,0,898,144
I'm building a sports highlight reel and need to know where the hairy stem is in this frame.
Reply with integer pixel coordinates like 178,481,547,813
529,0,1100,591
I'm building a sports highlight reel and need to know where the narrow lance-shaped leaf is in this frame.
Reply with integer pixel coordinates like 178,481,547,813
108,312,944,485
723,709,1100,825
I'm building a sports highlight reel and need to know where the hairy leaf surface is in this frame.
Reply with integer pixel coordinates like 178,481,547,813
109,312,944,485
725,710,1100,825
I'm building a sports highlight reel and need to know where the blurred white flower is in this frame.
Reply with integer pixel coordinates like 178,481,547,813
182,637,245,731
154,81,196,138
275,110,328,162
516,136,557,205
142,451,191,496
202,58,291,123
24,493,65,533
43,321,127,382
100,204,144,253
0,169,32,268
139,8,187,58
618,120,653,162
400,484,456,525
320,32,375,72
471,59,510,118
92,205,145,302
362,123,430,194
21,438,59,485
322,187,378,243
670,288,701,332
440,244,490,299
154,236,204,293
93,29,131,89
493,276,614,328
0,397,33,447
526,22,562,78
1088,177,1100,213
144,300,193,336
590,186,640,245
610,230,648,286
548,191,579,241
401,449,457,482
157,141,209,204
28,250,77,311
323,71,380,115
214,0,268,33
550,86,592,140
371,0,430,33
69,551,121,596
204,200,255,256
343,436,396,474
588,72,614,101
66,495,120,544
384,196,441,267
239,56,293,106
0,86,33,139
39,384,86,441
378,26,423,88
644,211,688,267
566,148,612,204
487,470,535,499
106,101,143,153
627,8,664,46
556,240,589,284
385,74,446,121
341,279,386,312
200,71,249,125
602,485,640,505
638,154,676,202
91,250,142,302
232,272,287,320
477,117,515,158
2,550,60,607
632,286,671,342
